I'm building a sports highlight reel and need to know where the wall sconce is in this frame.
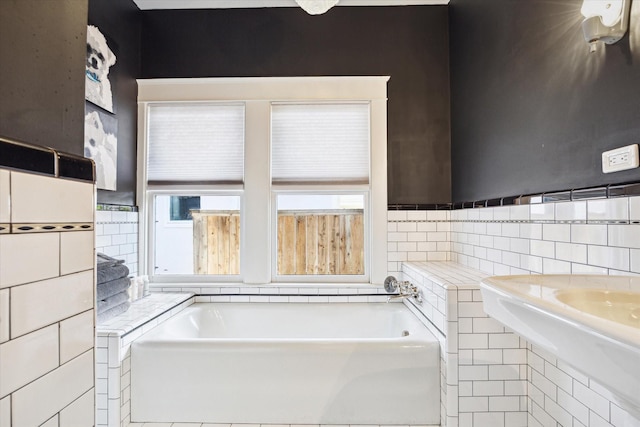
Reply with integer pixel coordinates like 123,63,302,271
581,0,631,52
295,0,339,15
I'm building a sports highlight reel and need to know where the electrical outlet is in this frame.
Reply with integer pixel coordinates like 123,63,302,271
602,144,639,173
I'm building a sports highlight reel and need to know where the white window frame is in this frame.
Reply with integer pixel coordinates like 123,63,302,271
137,77,389,285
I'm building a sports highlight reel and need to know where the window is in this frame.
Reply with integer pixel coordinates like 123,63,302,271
138,77,388,284
170,196,200,221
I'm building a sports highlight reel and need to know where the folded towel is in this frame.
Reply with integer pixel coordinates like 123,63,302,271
98,291,130,313
97,263,130,285
96,276,131,301
97,301,131,324
97,252,125,270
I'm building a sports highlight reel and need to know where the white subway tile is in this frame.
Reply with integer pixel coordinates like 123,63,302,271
0,233,59,288
555,242,587,264
397,242,416,252
60,231,94,275
544,395,573,427
573,381,610,421
557,389,589,426
542,223,571,242
0,324,59,396
11,270,93,337
555,201,586,221
530,239,554,258
489,395,521,412
571,224,608,245
531,369,557,400
11,172,94,223
427,210,449,221
459,333,488,349
458,301,487,318
502,223,520,237
505,411,528,427
542,258,571,274
397,222,417,232
510,238,530,254
530,203,555,221
488,364,521,380
459,396,488,412
0,395,9,427
519,223,542,240
40,415,58,427
387,211,407,221
588,245,630,270
543,361,572,393
510,205,530,221
571,263,609,275
60,310,94,364
609,224,640,249
95,210,112,223
632,249,640,274
588,198,629,221
611,402,640,426
0,170,9,223
629,196,640,221
473,380,505,396
473,412,505,427
473,349,503,365
473,317,505,333
504,380,528,396
489,333,521,349
0,289,8,343
459,365,488,381
406,211,427,221
417,222,437,232
11,350,93,427
59,388,94,427
503,349,527,364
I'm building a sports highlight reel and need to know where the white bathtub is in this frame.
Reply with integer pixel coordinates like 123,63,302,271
130,302,440,425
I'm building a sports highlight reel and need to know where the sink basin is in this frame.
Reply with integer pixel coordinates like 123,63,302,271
480,275,640,419
554,288,640,329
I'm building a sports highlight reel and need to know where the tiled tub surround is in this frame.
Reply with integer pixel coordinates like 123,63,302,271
0,168,96,425
401,262,528,427
96,208,139,277
96,292,195,427
391,195,640,427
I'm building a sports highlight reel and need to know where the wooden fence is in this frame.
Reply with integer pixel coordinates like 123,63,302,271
277,210,364,275
192,210,240,275
192,209,364,276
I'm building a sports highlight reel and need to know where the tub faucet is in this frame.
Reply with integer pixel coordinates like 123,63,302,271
384,276,422,304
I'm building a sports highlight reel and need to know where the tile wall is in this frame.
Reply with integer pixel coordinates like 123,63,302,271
0,169,96,427
96,293,194,427
388,196,640,427
96,209,139,277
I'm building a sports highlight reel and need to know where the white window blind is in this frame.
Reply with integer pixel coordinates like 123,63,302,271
147,103,244,184
271,103,370,184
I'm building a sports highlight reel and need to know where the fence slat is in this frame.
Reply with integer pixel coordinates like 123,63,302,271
194,210,363,276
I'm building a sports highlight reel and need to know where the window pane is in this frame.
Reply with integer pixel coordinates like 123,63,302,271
147,103,245,184
276,194,364,276
170,196,200,221
271,103,370,184
154,195,240,275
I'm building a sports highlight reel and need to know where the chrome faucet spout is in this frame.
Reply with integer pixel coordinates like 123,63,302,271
384,276,423,304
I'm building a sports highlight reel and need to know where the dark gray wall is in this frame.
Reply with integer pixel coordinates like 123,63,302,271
0,0,88,154
450,0,640,203
140,6,451,205
89,0,141,205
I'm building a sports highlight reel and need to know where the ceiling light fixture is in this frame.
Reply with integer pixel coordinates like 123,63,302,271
581,0,631,52
295,0,339,15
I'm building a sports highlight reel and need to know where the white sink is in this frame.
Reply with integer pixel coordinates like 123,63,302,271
480,275,640,419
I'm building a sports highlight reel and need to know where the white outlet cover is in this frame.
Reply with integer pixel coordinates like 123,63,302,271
602,144,639,173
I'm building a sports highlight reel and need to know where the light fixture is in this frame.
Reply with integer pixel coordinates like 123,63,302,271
581,0,631,52
295,0,339,15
